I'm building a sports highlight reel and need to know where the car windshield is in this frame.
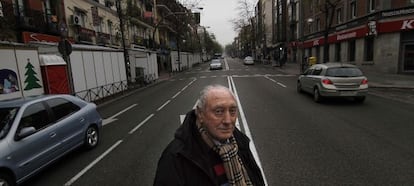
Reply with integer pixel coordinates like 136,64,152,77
0,107,19,139
325,67,363,77
211,60,221,64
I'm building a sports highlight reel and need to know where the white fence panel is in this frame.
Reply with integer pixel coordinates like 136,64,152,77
111,52,121,83
0,49,23,100
103,52,114,84
15,49,44,97
70,51,87,93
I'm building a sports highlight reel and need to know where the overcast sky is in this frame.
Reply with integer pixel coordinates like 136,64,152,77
199,0,240,46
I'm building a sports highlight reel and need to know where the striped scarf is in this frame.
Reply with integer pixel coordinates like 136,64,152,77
198,124,253,186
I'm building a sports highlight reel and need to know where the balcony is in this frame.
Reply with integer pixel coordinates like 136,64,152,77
14,5,60,35
97,32,111,45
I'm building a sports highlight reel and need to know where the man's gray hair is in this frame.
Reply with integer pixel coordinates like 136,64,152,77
196,84,235,112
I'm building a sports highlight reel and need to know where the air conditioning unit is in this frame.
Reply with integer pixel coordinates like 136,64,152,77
71,15,81,26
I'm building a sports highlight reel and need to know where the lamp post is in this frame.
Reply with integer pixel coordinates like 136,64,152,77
116,0,131,84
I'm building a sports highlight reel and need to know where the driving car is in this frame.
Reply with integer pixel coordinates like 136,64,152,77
297,63,368,103
244,56,254,65
209,59,223,70
0,94,102,185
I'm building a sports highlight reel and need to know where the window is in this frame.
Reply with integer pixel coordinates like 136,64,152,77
0,108,18,139
46,98,80,122
19,102,51,132
108,20,113,35
348,40,356,62
316,18,320,31
312,68,323,75
350,1,356,19
365,37,374,61
336,8,342,24
326,67,363,77
335,43,341,62
368,0,375,13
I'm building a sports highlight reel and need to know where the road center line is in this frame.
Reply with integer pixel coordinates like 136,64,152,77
157,100,171,111
64,140,123,186
129,113,154,134
229,76,268,186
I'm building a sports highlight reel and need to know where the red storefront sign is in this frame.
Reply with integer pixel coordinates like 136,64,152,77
302,18,414,48
22,31,61,43
378,19,414,33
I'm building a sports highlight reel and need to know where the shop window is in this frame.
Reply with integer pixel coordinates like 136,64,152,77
403,44,414,71
364,37,374,61
335,43,341,62
348,40,355,62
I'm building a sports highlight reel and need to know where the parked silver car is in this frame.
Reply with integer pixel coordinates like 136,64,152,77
0,95,102,185
297,63,368,103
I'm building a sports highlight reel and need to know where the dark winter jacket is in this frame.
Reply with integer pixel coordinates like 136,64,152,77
154,110,265,186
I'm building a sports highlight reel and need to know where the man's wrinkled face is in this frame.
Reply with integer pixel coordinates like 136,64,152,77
198,89,238,141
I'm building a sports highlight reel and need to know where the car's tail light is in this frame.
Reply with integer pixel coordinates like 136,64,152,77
361,78,368,85
322,79,333,85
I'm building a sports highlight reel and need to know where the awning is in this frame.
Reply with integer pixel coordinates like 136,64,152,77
39,54,66,66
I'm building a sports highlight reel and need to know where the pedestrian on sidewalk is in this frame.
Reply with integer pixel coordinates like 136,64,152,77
154,85,265,186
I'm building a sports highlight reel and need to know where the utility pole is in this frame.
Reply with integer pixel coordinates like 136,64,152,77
56,0,74,94
116,0,131,84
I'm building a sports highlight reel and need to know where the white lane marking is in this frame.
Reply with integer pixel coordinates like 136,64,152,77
229,76,268,186
103,104,137,126
200,76,207,78
64,140,123,186
227,76,241,130
128,114,154,134
172,91,181,99
180,100,199,124
225,58,230,70
264,76,287,88
157,100,171,111
180,115,186,124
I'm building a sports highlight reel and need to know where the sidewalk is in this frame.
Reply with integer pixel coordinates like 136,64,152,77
275,62,414,89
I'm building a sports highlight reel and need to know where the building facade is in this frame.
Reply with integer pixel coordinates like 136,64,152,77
299,0,414,74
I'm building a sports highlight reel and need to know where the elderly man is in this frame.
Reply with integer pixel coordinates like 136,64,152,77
154,85,264,186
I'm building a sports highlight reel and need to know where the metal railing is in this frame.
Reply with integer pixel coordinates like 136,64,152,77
74,80,128,103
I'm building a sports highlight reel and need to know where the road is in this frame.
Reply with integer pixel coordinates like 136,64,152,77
25,58,414,185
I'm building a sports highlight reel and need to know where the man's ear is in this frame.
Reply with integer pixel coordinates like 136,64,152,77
196,108,203,121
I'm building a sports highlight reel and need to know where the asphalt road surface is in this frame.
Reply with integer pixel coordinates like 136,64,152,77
24,58,414,185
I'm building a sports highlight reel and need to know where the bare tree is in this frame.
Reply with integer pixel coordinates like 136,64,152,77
179,0,203,10
231,0,254,31
320,0,341,63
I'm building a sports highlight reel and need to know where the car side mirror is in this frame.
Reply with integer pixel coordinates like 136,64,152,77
16,127,36,140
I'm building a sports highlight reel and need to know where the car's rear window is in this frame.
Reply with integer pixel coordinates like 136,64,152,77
211,60,221,64
0,107,19,139
326,67,363,77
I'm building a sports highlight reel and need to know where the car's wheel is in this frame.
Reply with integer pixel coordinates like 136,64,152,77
0,172,15,186
296,82,303,93
84,126,99,149
313,88,323,103
354,96,366,103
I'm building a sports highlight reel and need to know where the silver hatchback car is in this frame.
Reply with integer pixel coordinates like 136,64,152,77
297,63,368,103
0,95,102,185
